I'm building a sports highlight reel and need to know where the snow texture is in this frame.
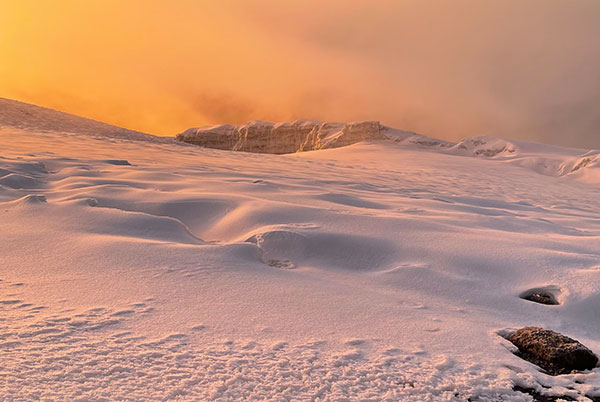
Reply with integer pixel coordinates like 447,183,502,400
0,97,171,144
177,118,600,184
1,98,600,401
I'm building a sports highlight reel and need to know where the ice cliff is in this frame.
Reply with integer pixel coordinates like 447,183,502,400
175,120,385,154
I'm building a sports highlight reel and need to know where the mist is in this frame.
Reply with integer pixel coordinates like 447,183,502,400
1,0,599,148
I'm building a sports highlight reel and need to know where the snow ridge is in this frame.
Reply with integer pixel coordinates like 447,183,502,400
0,97,171,143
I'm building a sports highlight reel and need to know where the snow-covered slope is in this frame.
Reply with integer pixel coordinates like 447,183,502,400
0,97,171,143
178,119,600,182
2,101,600,400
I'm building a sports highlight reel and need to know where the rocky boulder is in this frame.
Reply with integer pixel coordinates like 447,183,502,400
519,286,560,305
508,327,598,375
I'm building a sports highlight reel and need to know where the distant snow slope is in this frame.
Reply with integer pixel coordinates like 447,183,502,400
2,100,600,400
0,97,172,143
179,119,600,182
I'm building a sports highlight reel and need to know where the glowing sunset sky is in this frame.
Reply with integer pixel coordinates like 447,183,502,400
1,0,599,147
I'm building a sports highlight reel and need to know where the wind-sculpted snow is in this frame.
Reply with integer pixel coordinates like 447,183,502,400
2,104,600,400
3,126,600,400
0,287,531,401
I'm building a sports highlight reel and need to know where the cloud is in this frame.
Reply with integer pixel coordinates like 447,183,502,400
1,0,599,147
185,92,257,125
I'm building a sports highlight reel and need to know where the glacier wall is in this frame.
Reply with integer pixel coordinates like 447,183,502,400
175,120,384,154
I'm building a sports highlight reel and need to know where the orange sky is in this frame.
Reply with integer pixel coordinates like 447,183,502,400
1,0,599,147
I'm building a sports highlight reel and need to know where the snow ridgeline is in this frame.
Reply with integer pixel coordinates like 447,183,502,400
0,97,171,143
177,120,600,181
176,120,385,154
1,97,598,181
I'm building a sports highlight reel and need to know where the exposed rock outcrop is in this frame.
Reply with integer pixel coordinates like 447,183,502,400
175,120,384,154
519,286,561,305
507,327,598,375
522,292,559,305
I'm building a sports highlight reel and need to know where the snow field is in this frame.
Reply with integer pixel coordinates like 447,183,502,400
1,121,600,400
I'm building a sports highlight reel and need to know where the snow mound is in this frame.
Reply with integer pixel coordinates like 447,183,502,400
11,194,47,206
501,147,600,181
448,136,518,158
561,151,600,177
0,97,170,143
245,228,397,270
382,126,455,149
176,120,385,154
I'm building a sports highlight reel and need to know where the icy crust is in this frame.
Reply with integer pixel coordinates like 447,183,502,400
0,292,524,402
176,120,385,154
0,97,171,143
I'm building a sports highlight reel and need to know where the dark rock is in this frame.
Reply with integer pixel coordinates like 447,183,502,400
522,292,559,305
508,327,598,375
520,286,560,305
